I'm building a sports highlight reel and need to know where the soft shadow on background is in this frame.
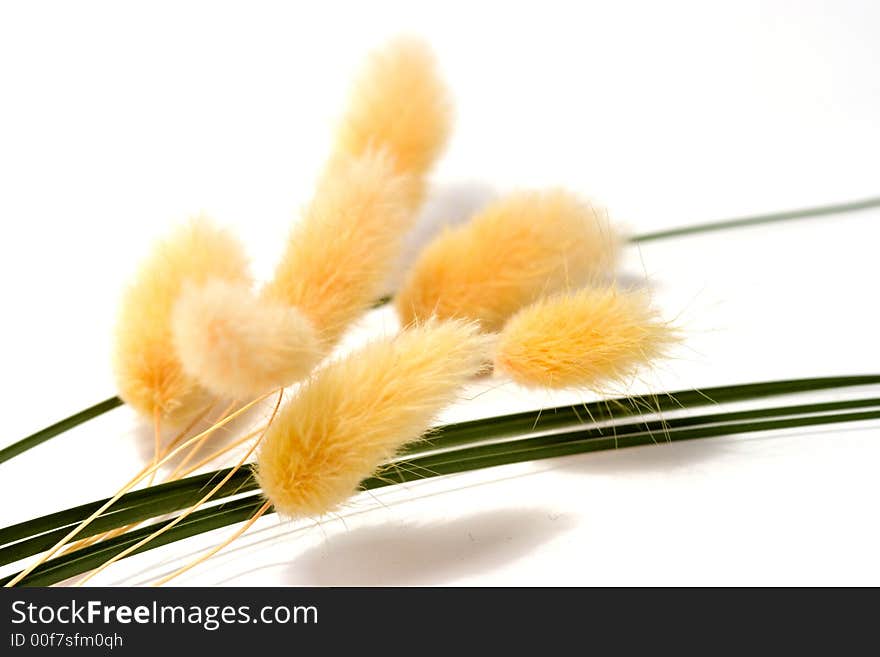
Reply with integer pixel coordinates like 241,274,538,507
285,508,575,586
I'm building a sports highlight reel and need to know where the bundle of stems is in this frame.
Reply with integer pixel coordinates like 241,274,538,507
3,374,880,586
2,196,879,586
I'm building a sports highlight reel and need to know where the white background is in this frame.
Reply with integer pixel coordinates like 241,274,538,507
1,0,879,585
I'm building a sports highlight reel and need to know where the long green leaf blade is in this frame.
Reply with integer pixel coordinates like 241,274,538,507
0,396,122,465
5,404,880,586
4,375,879,555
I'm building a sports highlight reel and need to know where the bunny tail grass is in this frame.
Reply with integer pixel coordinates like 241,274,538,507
263,149,418,347
256,319,493,518
494,287,675,389
166,37,450,400
396,190,620,332
5,194,872,468
113,217,251,423
172,280,321,399
333,37,452,190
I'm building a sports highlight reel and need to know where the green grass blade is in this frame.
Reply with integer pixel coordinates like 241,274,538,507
4,403,880,586
402,375,880,455
0,396,122,465
632,196,880,243
4,375,878,557
0,471,258,566
383,407,880,480
3,393,880,570
0,497,264,587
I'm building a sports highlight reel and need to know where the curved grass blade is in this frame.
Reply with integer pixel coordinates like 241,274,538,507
4,375,879,558
5,403,880,586
1,497,264,587
0,470,258,566
4,194,878,466
4,393,880,571
384,407,880,480
402,375,880,455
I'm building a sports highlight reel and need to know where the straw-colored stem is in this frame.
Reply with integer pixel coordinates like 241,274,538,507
3,390,275,588
75,391,282,586
60,402,219,557
177,425,266,479
146,409,161,486
166,399,239,481
159,401,218,459
151,500,273,587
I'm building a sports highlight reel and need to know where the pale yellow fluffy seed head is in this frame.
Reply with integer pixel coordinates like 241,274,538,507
113,217,251,422
256,320,493,518
396,190,620,332
494,287,675,390
263,149,418,346
171,280,322,399
334,37,452,182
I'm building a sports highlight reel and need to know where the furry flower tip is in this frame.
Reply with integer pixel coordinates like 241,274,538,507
263,149,417,346
256,320,493,518
167,36,447,400
113,217,251,422
396,190,620,332
334,37,452,184
494,287,674,390
172,280,321,399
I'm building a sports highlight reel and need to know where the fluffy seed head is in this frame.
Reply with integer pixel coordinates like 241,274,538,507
256,320,493,518
263,149,418,346
113,217,251,422
494,287,675,390
172,280,322,399
396,190,620,332
334,37,452,183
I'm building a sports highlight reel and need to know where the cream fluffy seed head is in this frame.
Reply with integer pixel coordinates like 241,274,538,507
113,217,252,423
256,319,493,518
172,280,322,399
396,190,620,332
494,287,675,390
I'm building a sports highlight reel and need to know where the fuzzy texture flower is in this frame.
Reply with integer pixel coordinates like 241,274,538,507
172,280,321,399
333,37,452,192
113,217,251,422
256,320,493,518
494,287,674,389
263,149,418,346
170,37,453,400
396,190,620,332
172,152,414,398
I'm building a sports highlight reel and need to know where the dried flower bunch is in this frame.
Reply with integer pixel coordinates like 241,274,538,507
2,17,879,588
112,38,674,529
3,38,687,587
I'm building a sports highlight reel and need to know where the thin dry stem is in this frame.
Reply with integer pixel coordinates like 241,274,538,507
75,391,283,586
159,401,218,458
3,390,275,588
61,401,220,556
152,500,273,587
147,408,161,486
177,425,265,479
166,399,239,481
